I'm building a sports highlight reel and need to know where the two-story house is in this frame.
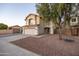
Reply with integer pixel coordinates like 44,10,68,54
22,13,54,35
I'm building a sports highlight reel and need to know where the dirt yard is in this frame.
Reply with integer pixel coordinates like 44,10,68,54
11,34,79,56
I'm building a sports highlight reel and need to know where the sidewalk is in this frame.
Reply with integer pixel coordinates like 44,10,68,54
0,34,39,56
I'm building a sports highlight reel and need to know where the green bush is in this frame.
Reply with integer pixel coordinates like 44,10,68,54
0,23,8,30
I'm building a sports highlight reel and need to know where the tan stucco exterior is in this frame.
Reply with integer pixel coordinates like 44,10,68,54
25,14,40,25
23,13,54,35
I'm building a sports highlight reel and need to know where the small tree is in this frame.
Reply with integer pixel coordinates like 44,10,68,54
50,3,65,40
36,3,72,40
0,23,8,30
49,3,72,40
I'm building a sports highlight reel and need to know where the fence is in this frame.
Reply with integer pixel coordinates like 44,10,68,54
54,28,72,36
0,29,13,35
63,28,72,36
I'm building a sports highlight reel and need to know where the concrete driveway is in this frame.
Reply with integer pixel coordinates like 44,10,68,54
0,34,39,56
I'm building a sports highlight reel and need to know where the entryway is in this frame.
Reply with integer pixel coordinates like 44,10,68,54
44,27,50,34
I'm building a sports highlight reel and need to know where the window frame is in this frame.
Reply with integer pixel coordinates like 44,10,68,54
71,18,77,22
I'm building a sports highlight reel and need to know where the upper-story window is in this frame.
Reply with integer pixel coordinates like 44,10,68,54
29,18,35,25
72,18,76,22
29,19,32,25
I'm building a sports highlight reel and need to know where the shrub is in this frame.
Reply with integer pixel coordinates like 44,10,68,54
0,23,8,30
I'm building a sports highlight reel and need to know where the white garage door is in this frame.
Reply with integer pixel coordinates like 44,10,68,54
24,28,38,35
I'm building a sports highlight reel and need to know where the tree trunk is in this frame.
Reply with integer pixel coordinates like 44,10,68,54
58,26,63,40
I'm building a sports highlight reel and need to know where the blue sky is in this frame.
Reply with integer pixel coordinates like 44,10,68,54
0,3,36,26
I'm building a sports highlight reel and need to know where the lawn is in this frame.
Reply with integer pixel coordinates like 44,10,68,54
11,34,79,56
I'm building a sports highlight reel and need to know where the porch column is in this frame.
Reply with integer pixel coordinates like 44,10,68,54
50,21,54,34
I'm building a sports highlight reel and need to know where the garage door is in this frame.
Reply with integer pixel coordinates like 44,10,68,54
24,28,38,35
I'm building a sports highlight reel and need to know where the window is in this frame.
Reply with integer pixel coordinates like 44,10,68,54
29,18,35,25
29,19,32,25
72,18,76,22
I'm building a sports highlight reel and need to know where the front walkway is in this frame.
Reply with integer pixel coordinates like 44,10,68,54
0,34,39,56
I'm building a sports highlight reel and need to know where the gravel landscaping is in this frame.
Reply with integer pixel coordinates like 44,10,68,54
11,34,79,56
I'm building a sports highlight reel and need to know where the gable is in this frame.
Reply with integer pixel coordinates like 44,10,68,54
25,14,41,25
25,14,40,20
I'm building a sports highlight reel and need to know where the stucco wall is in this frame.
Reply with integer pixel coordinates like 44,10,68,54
36,16,40,24
0,29,13,35
26,15,35,25
26,15,41,25
38,26,44,35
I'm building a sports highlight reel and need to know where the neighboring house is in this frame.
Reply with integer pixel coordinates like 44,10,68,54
70,3,79,36
22,13,54,35
11,25,21,33
70,16,79,36
70,4,79,26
